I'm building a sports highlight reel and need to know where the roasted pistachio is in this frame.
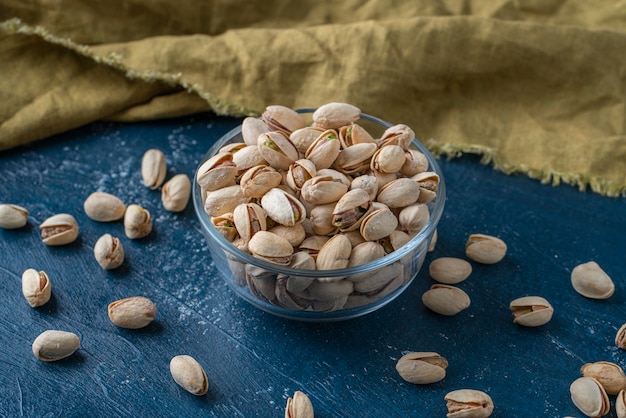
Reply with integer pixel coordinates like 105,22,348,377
108,296,157,329
581,361,626,395
396,352,448,384
161,174,191,212
261,188,306,227
331,188,372,231
21,268,51,307
445,389,494,418
570,377,610,418
422,284,470,316
300,175,349,205
203,185,250,218
170,355,209,396
316,234,352,271
262,105,306,135
240,164,283,198
83,192,126,222
40,213,79,246
571,261,615,300
94,233,125,270
616,323,626,350
141,148,167,189
429,257,472,284
617,390,626,418
233,202,267,244
359,207,398,241
465,234,507,264
285,390,314,418
312,102,360,129
305,129,341,170
338,123,375,148
123,204,152,239
258,131,299,170
371,144,406,174
509,296,554,327
241,116,271,145
376,178,421,209
248,231,293,266
0,203,29,229
32,330,80,362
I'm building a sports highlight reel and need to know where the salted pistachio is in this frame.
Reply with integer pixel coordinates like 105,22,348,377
371,144,406,174
348,242,385,272
170,355,209,396
359,207,398,241
581,361,626,395
286,159,317,192
312,102,361,130
204,185,250,218
465,234,507,264
300,175,349,205
241,116,272,145
218,142,247,154
379,124,415,150
399,203,430,235
298,235,329,260
311,294,349,311
238,165,281,198
350,174,378,200
396,352,448,385
308,203,337,236
258,131,299,170
289,126,325,154
196,152,238,191
123,204,152,239
21,268,52,307
270,223,306,247
413,171,440,204
161,174,191,212
616,324,626,350
617,390,626,418
233,202,267,244
331,188,372,232
307,278,354,301
422,284,471,316
94,233,125,270
445,389,494,418
261,187,306,227
343,229,367,247
83,192,126,222
571,261,615,300
333,142,378,175
108,296,157,329
275,276,310,310
316,234,352,271
248,231,293,266
570,377,610,418
263,105,306,135
0,203,29,229
429,257,472,284
40,213,79,246
352,262,402,294
509,296,554,327
376,178,421,209
232,145,266,178
339,123,375,148
283,252,316,293
32,330,80,362
211,213,237,242
141,148,167,189
401,149,429,177
305,129,341,170
380,230,411,254
285,390,314,418
245,265,277,301
369,169,397,190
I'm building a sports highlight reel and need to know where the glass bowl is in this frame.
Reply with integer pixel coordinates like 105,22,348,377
193,109,446,321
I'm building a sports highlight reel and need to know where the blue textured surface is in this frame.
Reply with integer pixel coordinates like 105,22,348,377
0,113,625,417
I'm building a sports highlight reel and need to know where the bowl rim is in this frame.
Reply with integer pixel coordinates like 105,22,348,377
192,110,446,278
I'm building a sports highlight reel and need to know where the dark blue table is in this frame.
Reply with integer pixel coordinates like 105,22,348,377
1,113,624,417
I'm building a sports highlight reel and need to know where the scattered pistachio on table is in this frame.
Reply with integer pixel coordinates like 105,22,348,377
617,390,626,418
123,204,152,239
161,173,191,212
444,389,494,418
395,352,448,384
571,261,615,300
107,296,157,329
83,191,126,222
0,203,29,229
169,355,209,396
40,213,79,246
422,284,471,316
509,296,554,327
465,234,507,264
580,361,626,395
141,148,167,189
616,324,626,350
21,268,52,307
570,376,610,418
429,257,472,284
285,390,314,418
94,233,125,270
32,330,80,362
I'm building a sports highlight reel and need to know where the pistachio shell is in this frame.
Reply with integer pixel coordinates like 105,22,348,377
509,296,554,327
263,105,306,134
359,207,398,241
241,117,272,145
289,126,326,154
232,145,267,178
376,178,421,208
399,203,430,235
396,352,448,384
248,231,293,265
240,165,283,198
333,142,378,175
300,175,349,205
141,148,167,189
170,355,209,396
123,204,152,239
269,223,306,247
0,204,29,229
581,361,626,395
413,171,440,203
401,149,429,177
316,234,352,271
465,234,507,264
307,279,354,301
108,296,157,329
305,129,341,170
371,145,406,174
350,174,379,200
94,233,125,270
308,203,337,236
32,330,80,362
429,257,472,284
445,389,494,418
616,323,626,350
286,159,317,191
422,284,471,316
285,391,314,418
331,188,372,231
211,213,237,242
161,174,191,212
83,192,126,222
298,235,329,259
312,102,361,129
21,269,52,307
204,185,250,218
233,203,267,244
261,188,306,227
570,377,610,418
339,123,375,148
571,261,615,299
257,131,299,170
617,390,626,418
380,124,415,150
40,213,79,246
196,152,238,191
352,262,403,294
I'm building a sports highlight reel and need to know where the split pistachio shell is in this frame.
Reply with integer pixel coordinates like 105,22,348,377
616,324,626,350
248,231,293,265
351,174,378,200
333,142,377,175
83,192,126,222
0,203,29,229
338,123,375,148
261,188,306,227
211,213,237,242
258,131,299,170
401,150,429,177
233,202,267,244
570,377,610,418
308,203,337,236
376,177,421,208
316,234,352,271
289,126,325,154
396,352,448,384
380,124,415,150
240,164,283,198
429,257,472,284
285,390,314,418
445,389,494,418
108,296,157,329
32,330,80,362
40,213,79,246
371,144,406,174
509,296,553,327
203,185,250,218
270,224,306,247
161,174,191,212
571,261,615,299
300,175,349,205
422,284,471,316
465,234,507,264
331,188,372,231
123,204,152,239
141,148,167,189
170,355,209,396
94,233,125,270
359,207,398,241
617,390,626,418
581,361,626,395
312,102,361,129
286,159,316,192
241,116,271,145
413,171,440,204
263,105,306,134
399,203,430,235
22,269,52,307
305,129,341,170
232,145,266,178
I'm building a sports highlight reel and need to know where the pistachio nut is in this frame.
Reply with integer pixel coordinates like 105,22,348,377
248,231,293,265
616,323,626,350
413,171,440,204
444,389,494,418
161,174,191,212
232,145,266,178
617,390,626,418
233,202,267,244
371,144,406,174
211,213,237,242
196,152,238,191
308,203,337,236
581,361,626,395
316,234,352,271
241,116,272,145
399,203,430,235
275,276,310,310
0,203,29,229
571,261,615,300
108,296,157,329
94,233,125,270
316,168,352,187
352,262,403,294
350,174,378,200
298,235,329,259
395,352,448,385
83,191,126,222
245,265,278,301
203,185,250,218
312,102,361,129
170,355,209,396
509,296,554,327
286,159,317,191
465,234,507,264
380,230,411,254
270,223,306,247
285,390,314,418
343,229,367,248
570,377,610,418
310,294,349,311
376,177,421,209
338,123,375,148
240,164,283,198
40,213,79,246
359,207,398,241
261,188,306,227
331,188,372,231
380,124,415,150
333,142,377,175
141,148,167,189
123,204,152,239
218,142,247,154
289,126,325,154
307,278,354,301
400,149,429,177
300,175,349,205
348,242,386,271
305,129,341,170
429,257,472,284
422,284,471,316
21,268,52,308
262,105,306,135
32,330,80,362
257,131,299,170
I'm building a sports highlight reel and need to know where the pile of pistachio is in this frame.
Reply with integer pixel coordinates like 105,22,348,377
198,102,440,312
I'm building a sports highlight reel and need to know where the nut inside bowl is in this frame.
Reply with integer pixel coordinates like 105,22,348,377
193,108,445,321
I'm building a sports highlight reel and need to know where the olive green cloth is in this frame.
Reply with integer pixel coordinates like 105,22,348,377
1,0,625,196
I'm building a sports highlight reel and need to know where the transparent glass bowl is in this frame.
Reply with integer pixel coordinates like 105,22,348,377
193,110,446,321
